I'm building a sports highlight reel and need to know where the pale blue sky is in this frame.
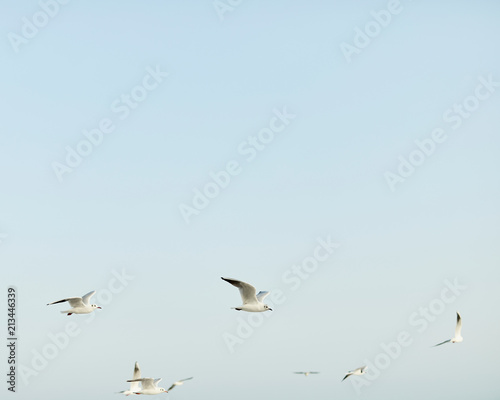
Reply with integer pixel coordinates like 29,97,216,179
1,1,499,400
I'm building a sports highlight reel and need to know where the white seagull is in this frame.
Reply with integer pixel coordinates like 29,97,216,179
127,378,167,395
434,312,463,347
119,362,141,396
342,366,366,381
221,277,272,312
47,290,102,315
293,371,320,377
167,377,193,392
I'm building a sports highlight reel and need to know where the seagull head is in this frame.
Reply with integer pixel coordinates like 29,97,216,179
264,304,273,311
91,304,102,309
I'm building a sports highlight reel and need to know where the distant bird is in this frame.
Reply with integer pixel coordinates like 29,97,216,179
127,378,167,395
294,371,320,377
433,312,463,347
119,362,141,396
221,277,272,312
47,290,102,315
167,377,193,392
342,366,366,381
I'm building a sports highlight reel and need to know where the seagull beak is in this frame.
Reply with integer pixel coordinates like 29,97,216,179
269,308,273,311
97,307,102,309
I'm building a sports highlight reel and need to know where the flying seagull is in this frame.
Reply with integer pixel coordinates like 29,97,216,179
434,312,463,347
221,277,272,312
167,377,193,392
342,366,366,381
47,290,102,315
294,371,320,377
127,378,167,395
119,362,141,396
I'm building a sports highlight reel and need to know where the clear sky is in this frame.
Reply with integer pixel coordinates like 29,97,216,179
1,1,499,399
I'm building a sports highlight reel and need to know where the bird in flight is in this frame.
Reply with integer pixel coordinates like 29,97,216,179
47,290,102,315
167,377,193,392
119,362,141,396
342,366,366,381
221,277,273,312
127,378,167,395
293,371,320,377
433,312,463,347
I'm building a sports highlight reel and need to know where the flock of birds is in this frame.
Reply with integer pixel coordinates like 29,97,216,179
46,278,464,394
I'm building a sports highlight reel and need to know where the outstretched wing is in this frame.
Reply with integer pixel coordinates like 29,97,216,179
128,362,141,391
342,373,353,381
455,312,462,337
294,372,306,374
153,378,162,388
433,339,451,347
168,376,193,391
256,291,270,303
81,290,96,306
128,378,155,390
222,277,258,304
47,296,84,308
132,362,141,380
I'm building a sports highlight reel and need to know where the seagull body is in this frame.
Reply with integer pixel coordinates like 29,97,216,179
294,371,320,377
342,366,366,381
434,312,463,347
127,378,166,395
47,290,101,315
167,377,193,392
221,277,272,312
119,362,141,396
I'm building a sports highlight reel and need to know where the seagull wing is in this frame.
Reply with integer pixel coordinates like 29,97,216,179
132,362,141,380
47,296,85,308
129,362,141,391
221,277,258,304
167,383,177,392
294,372,306,374
455,312,462,337
141,378,155,390
342,373,353,381
433,339,451,347
179,377,193,383
256,291,270,303
81,290,96,306
308,372,320,374
153,378,162,388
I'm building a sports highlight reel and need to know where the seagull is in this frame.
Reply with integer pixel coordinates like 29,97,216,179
293,372,320,377
433,312,463,347
342,366,366,381
167,377,193,392
221,277,272,312
119,362,141,396
127,378,167,395
47,290,102,315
